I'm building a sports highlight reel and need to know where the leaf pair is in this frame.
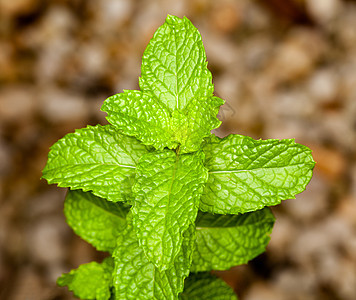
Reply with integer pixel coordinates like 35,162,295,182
42,123,313,274
61,190,193,299
102,16,223,153
42,125,205,270
59,189,273,299
60,254,237,300
57,257,114,300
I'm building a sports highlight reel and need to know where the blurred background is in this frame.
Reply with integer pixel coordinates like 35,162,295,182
0,0,356,299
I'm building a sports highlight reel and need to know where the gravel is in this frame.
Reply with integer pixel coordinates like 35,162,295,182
1,0,355,299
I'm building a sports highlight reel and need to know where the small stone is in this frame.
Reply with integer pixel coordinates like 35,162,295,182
9,267,52,300
306,0,342,23
47,262,69,284
70,237,97,267
204,33,240,68
271,89,315,118
335,7,356,50
264,120,308,142
27,216,68,265
350,164,356,198
32,6,77,84
95,0,132,28
309,144,346,180
210,2,241,33
345,233,356,261
0,86,37,123
0,138,12,176
0,0,39,16
39,88,89,123
242,2,271,30
214,73,241,107
0,182,3,205
0,41,14,82
26,189,66,219
339,58,356,100
267,29,325,83
316,249,341,283
131,2,167,41
307,69,339,104
0,251,4,283
244,281,285,300
268,215,297,260
317,254,356,299
242,36,273,71
40,5,77,35
320,111,356,153
272,268,317,298
77,43,108,76
270,42,312,82
336,260,356,300
290,216,354,267
282,174,330,222
336,196,356,227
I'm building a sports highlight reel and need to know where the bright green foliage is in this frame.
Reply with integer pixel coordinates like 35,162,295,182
179,273,238,300
170,96,224,152
43,15,315,300
64,190,129,253
113,215,195,299
132,150,207,270
102,16,223,153
101,90,173,150
42,125,151,202
57,257,114,300
200,134,315,214
191,208,275,272
139,15,213,112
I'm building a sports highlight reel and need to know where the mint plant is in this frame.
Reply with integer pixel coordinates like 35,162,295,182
42,15,315,299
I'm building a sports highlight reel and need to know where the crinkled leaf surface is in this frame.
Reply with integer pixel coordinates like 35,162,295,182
42,14,317,300
113,218,195,300
200,134,315,214
58,257,114,300
64,190,129,253
170,96,224,152
179,272,238,300
132,150,208,270
102,90,174,150
102,15,223,153
191,208,275,272
140,15,213,111
42,125,151,202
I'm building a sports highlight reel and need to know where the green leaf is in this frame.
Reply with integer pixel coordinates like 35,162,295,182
200,134,315,214
64,190,129,253
170,96,224,152
57,257,114,300
102,90,175,150
42,124,151,202
179,272,238,300
132,150,207,270
191,208,275,272
102,15,223,153
139,15,213,112
113,217,195,299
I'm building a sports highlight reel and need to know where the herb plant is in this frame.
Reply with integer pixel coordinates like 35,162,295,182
42,15,315,299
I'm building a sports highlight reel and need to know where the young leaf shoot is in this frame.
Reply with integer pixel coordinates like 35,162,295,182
43,15,315,300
